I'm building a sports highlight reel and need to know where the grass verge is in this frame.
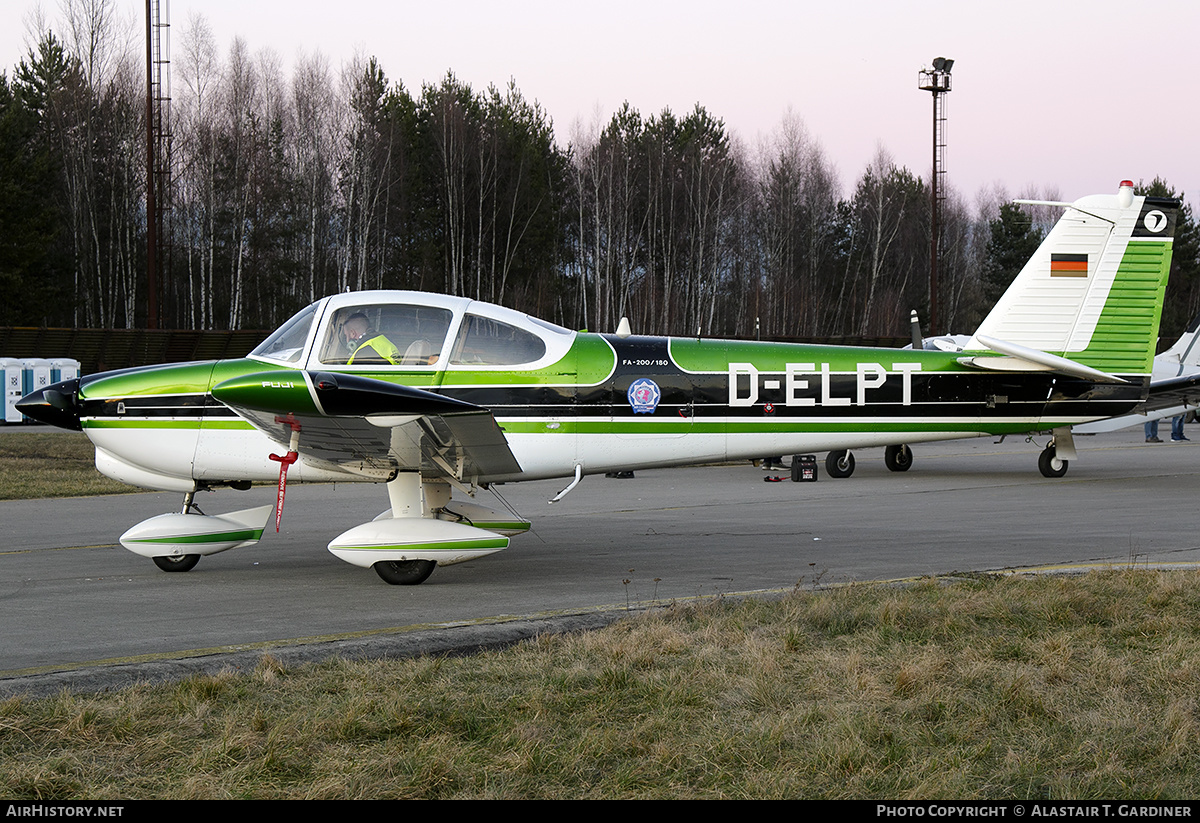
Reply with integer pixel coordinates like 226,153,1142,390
3,570,1200,798
0,430,141,500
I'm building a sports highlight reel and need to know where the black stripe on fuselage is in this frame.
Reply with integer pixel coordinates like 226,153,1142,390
80,394,238,419
438,370,1146,422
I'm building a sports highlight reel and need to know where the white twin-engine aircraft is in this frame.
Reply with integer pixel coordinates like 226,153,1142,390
17,181,1186,585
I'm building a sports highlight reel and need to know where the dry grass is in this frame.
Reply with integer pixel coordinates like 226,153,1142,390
0,430,137,499
3,570,1200,798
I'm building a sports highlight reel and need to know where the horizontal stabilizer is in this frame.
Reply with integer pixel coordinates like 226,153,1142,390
960,335,1127,384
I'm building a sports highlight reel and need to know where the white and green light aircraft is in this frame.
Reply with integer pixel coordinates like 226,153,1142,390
17,181,1183,584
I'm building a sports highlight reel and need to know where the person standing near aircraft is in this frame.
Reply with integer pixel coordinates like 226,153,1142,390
1171,415,1188,442
1144,415,1186,442
1137,412,1185,443
343,313,401,365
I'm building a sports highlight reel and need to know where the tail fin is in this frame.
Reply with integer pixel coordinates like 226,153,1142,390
966,180,1179,377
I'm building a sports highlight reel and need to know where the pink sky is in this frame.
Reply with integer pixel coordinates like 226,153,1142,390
4,0,1198,208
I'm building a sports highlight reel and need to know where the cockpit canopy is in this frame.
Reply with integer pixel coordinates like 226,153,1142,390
250,291,574,371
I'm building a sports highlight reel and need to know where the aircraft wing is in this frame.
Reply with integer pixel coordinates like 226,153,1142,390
211,370,522,481
1072,374,1200,434
1140,374,1200,415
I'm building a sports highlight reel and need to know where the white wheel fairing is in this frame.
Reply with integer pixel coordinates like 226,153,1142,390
119,506,273,558
328,518,509,568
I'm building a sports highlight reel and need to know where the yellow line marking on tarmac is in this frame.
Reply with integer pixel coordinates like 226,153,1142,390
0,544,117,555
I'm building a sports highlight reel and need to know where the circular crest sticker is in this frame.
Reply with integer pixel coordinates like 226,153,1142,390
1143,210,1167,233
627,378,662,414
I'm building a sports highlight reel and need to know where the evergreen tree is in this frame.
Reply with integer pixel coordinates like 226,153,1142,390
982,202,1041,309
2,37,75,325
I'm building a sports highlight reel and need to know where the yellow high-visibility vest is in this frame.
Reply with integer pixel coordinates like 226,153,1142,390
347,334,401,365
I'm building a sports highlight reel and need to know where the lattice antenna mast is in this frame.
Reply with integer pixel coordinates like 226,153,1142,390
918,56,953,336
145,0,172,329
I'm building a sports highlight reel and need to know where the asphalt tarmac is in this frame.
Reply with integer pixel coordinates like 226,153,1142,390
3,425,1199,695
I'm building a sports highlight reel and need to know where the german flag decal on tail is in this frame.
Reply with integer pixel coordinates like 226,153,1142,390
1050,253,1088,277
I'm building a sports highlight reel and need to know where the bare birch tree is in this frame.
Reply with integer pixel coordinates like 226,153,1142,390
175,13,220,328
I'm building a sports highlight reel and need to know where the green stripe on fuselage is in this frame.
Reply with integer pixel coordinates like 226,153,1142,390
82,418,253,430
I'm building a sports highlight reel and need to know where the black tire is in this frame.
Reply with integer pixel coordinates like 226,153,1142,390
152,554,200,573
1038,445,1068,478
825,450,855,478
884,444,913,472
373,559,437,585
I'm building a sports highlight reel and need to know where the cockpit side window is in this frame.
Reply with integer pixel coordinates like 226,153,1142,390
450,314,547,366
250,304,318,363
318,304,453,366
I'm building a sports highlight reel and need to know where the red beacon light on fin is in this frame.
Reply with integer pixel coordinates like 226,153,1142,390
1119,180,1135,208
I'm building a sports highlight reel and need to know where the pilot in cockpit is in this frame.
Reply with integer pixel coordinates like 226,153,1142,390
343,312,401,365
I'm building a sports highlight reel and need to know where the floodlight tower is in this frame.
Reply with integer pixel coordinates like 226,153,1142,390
918,56,953,336
145,0,172,329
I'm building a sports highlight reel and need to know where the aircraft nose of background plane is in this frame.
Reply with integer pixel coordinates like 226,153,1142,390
16,378,83,431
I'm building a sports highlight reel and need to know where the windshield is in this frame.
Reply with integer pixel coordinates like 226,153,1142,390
250,304,318,363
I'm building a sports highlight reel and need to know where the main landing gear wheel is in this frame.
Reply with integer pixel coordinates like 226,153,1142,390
825,450,855,478
884,444,913,472
373,559,437,585
1038,445,1069,478
152,554,200,573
